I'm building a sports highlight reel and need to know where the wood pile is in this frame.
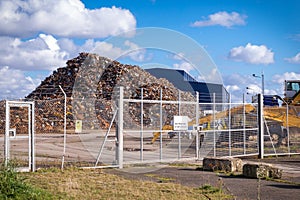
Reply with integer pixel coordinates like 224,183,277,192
3,53,196,133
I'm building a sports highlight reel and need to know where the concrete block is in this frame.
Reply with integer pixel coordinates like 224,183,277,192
243,163,282,179
203,157,243,172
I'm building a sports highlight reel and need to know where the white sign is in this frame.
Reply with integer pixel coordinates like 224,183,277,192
173,116,188,131
75,120,82,133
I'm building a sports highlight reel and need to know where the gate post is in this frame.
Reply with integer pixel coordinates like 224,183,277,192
258,94,264,159
117,86,124,169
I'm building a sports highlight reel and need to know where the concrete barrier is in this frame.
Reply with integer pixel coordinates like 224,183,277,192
203,157,243,172
243,163,282,179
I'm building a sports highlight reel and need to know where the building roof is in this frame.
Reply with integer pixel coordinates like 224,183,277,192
146,68,227,103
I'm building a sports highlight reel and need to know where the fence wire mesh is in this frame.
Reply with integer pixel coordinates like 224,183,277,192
0,91,299,169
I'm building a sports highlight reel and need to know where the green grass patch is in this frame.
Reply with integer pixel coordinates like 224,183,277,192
0,162,54,200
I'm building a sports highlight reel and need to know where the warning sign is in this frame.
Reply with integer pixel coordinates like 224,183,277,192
173,116,188,131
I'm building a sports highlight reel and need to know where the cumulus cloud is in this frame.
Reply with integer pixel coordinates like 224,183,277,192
173,62,194,73
225,85,240,92
223,73,286,102
0,34,68,70
272,72,300,84
285,53,300,64
81,39,150,62
228,43,274,64
0,0,136,38
124,40,151,62
191,11,247,28
172,52,194,73
0,66,40,99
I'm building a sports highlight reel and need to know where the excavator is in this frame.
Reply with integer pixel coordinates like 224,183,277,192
151,80,300,144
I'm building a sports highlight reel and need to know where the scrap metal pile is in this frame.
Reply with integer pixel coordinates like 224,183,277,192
23,53,196,132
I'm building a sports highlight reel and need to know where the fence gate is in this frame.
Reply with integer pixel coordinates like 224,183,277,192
5,101,35,172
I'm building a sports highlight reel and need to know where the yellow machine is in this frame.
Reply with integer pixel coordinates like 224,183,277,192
284,80,300,106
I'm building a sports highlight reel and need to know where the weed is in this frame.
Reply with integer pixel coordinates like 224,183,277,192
0,162,53,200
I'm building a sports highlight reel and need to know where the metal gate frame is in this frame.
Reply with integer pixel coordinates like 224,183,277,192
5,101,35,172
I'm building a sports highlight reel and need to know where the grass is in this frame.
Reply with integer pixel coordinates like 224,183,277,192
0,160,232,200
19,167,233,200
0,162,54,200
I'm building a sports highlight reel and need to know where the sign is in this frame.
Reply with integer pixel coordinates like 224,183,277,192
75,120,82,133
173,116,188,131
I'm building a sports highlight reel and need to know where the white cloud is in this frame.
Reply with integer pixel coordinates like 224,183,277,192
82,40,124,59
172,52,194,73
228,43,274,64
39,34,60,51
223,73,286,102
0,0,136,38
225,85,240,92
191,11,247,28
124,40,150,62
285,53,300,64
81,39,150,62
173,62,194,73
272,72,300,84
0,34,68,70
0,66,40,99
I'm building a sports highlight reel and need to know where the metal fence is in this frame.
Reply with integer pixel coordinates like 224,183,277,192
0,88,299,171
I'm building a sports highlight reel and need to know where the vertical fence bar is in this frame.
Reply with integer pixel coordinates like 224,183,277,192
140,88,144,161
5,101,10,166
286,103,290,155
159,88,163,160
178,90,181,115
243,93,246,155
258,94,264,159
213,93,216,157
228,94,232,156
196,92,199,159
118,86,124,168
59,85,67,171
30,102,35,172
28,104,31,171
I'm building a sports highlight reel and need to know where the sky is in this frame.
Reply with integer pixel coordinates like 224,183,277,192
0,0,299,102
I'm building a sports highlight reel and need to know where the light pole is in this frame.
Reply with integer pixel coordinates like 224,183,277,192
252,72,265,96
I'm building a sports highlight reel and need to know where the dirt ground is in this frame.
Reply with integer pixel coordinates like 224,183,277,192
106,155,300,200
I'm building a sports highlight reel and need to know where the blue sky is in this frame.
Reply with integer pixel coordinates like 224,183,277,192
0,0,299,102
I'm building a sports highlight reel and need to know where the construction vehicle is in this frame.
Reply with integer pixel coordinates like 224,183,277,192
284,80,300,106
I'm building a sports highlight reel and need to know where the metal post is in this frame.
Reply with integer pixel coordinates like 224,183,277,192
117,87,124,168
213,93,216,157
262,72,265,96
160,88,163,160
196,92,199,159
59,85,67,171
5,101,10,166
178,90,181,115
286,103,290,155
258,94,264,159
140,88,144,161
228,94,232,156
243,93,246,155
31,102,35,172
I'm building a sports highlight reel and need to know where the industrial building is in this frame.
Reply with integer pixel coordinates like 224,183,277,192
146,68,229,105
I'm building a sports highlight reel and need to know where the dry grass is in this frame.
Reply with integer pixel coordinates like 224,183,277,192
23,167,232,200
